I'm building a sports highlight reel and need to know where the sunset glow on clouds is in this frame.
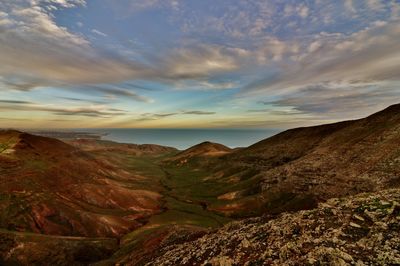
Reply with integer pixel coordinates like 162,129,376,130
0,0,399,128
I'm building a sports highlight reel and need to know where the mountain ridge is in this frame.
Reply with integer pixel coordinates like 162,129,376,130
0,104,399,265
165,141,232,166
0,130,174,238
202,103,400,217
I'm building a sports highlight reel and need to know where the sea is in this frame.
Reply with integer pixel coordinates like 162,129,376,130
75,128,281,150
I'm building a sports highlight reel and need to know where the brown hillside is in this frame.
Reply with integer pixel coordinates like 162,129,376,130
208,104,400,216
68,138,177,155
0,131,164,238
167,141,232,165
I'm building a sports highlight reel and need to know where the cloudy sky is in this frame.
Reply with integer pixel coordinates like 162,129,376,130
0,0,399,129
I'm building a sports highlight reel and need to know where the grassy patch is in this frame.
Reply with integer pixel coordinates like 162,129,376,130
24,159,49,172
125,155,166,179
149,196,231,228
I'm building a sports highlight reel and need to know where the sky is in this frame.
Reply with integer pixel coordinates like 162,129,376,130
0,0,399,129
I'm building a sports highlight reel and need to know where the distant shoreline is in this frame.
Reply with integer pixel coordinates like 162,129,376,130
9,128,281,150
82,128,280,150
27,130,108,140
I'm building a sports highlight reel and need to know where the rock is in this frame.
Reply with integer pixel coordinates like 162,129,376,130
209,256,234,266
349,222,361,228
241,239,251,248
336,249,353,262
380,200,391,207
143,189,400,266
353,214,365,222
307,258,317,264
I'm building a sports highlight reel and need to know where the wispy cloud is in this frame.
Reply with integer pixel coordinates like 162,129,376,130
136,112,178,121
58,85,154,103
137,110,216,121
0,100,127,118
182,111,216,115
265,83,400,119
158,44,242,80
91,29,107,37
242,21,400,118
96,87,154,103
51,107,125,117
247,109,304,116
0,99,34,104
106,0,181,16
0,0,149,90
57,97,106,104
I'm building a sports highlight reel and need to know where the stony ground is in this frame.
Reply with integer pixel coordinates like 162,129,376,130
146,189,400,266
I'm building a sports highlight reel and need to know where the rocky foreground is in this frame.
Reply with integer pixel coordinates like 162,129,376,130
145,189,400,266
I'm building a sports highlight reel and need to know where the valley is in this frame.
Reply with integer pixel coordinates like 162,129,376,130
0,104,399,265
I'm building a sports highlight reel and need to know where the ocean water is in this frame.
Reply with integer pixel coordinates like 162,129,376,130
77,128,281,150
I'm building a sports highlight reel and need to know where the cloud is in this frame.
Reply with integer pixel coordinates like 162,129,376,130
207,117,317,129
91,29,107,37
142,112,178,118
391,1,400,20
283,3,312,19
55,85,154,103
0,117,31,121
0,1,243,95
247,109,304,116
298,4,309,18
51,107,125,117
0,99,34,104
106,0,181,16
367,0,385,11
0,77,48,91
137,112,178,121
122,82,157,91
137,110,216,121
182,111,216,115
96,87,154,103
0,0,150,90
255,37,301,63
158,45,242,80
172,80,238,91
178,1,275,39
266,83,400,119
344,0,356,13
43,0,86,8
57,97,106,104
0,100,126,118
243,21,400,115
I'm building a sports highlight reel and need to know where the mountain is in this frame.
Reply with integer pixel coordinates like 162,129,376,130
0,104,399,265
0,130,171,238
106,103,400,265
165,141,232,166
68,138,177,155
202,104,400,217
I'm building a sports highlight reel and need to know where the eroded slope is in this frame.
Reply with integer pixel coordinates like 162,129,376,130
146,189,400,266
0,131,167,238
203,104,400,217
